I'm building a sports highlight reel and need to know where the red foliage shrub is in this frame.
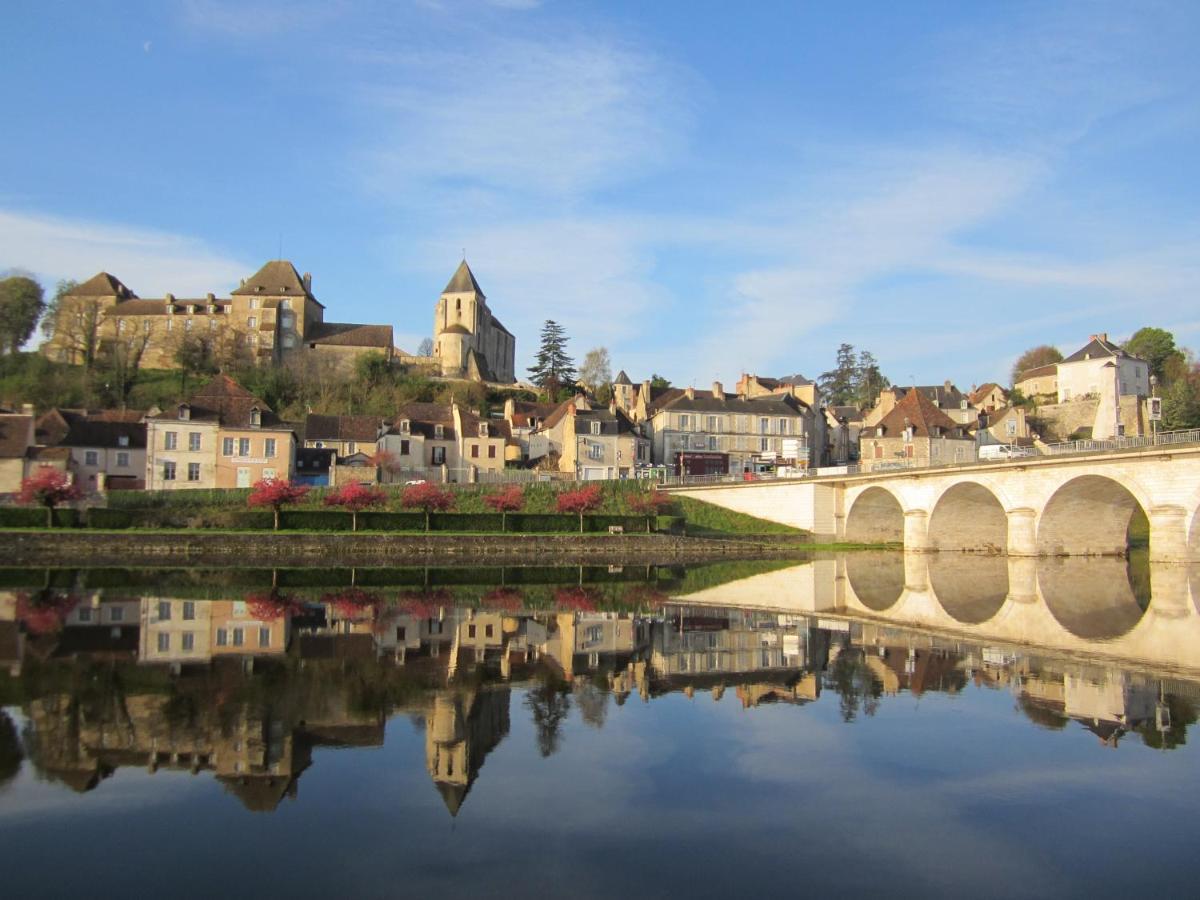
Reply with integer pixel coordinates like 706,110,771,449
484,486,526,514
16,591,82,635
554,587,599,612
556,484,603,515
247,478,310,529
629,490,673,515
18,468,83,525
480,587,524,612
245,591,306,621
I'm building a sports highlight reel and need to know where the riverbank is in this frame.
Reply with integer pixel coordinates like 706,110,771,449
3,529,821,567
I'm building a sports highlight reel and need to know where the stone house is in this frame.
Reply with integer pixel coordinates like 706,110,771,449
379,402,461,479
303,414,385,460
1014,364,1058,401
432,261,516,383
859,388,977,471
1056,333,1149,403
824,405,865,465
145,376,295,489
43,260,393,371
502,398,558,462
453,405,519,474
968,383,1009,413
35,408,147,492
0,411,35,494
735,372,820,408
865,382,976,427
530,396,648,479
978,406,1033,447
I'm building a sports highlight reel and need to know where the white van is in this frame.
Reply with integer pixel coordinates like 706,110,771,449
979,444,1034,461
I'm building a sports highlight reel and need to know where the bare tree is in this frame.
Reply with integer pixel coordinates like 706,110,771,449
417,337,434,357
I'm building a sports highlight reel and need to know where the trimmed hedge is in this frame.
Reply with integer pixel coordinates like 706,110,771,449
279,509,353,531
505,513,582,533
87,508,134,529
585,515,652,533
0,507,80,527
357,511,425,532
657,515,686,535
430,512,505,533
107,488,254,509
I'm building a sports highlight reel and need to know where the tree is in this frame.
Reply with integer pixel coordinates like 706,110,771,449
527,320,576,388
649,373,671,391
247,478,310,530
97,329,152,408
1162,374,1200,430
417,337,434,357
1011,345,1063,385
1124,327,1184,384
855,349,890,408
483,485,525,531
0,274,46,355
578,347,612,396
18,468,83,527
370,449,403,483
401,481,455,531
170,331,217,394
324,481,387,531
524,677,571,757
628,489,673,531
819,343,859,406
43,279,104,370
556,484,603,532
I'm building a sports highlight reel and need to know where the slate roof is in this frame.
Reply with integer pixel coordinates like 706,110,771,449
106,298,233,316
507,400,557,429
442,260,486,298
570,407,641,437
304,414,383,443
232,260,323,308
758,373,813,387
68,272,137,299
658,391,809,417
874,388,964,438
1016,364,1058,382
390,402,456,440
613,370,633,386
0,414,33,459
1062,335,1140,364
829,405,865,423
306,322,393,348
880,383,966,409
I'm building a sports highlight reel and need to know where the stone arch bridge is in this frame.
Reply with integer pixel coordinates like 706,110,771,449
669,445,1200,562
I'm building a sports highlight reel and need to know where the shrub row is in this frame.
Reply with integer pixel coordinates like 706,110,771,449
0,507,80,527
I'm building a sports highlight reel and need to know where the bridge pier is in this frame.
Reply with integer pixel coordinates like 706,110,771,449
1006,556,1039,604
903,510,930,553
1006,508,1038,557
1149,506,1191,563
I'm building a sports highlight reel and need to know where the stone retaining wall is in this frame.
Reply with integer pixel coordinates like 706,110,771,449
5,531,813,567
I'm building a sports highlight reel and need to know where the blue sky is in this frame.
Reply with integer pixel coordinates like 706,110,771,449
2,0,1198,388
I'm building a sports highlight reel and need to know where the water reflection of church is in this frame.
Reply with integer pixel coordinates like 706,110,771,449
1,588,1195,816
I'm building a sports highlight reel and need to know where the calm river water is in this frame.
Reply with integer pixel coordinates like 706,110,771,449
1,553,1197,898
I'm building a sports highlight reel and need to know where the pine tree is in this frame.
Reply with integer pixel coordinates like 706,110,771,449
527,320,577,387
819,343,858,406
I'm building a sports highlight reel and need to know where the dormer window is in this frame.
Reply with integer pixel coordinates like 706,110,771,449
399,419,410,434
478,422,488,438
178,404,190,421
434,424,444,439
590,421,602,436
249,407,262,427
187,305,196,315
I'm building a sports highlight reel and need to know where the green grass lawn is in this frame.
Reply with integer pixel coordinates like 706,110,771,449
671,495,805,536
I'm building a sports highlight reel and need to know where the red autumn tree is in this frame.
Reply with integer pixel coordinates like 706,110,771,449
401,481,455,531
628,489,673,531
324,481,387,531
18,468,83,527
370,449,403,481
247,477,310,531
556,484,603,532
483,485,525,531
480,587,524,612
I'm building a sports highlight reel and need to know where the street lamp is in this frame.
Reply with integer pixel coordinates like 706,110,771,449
1150,374,1160,444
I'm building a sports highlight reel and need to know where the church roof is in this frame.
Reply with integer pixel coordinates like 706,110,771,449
614,370,633,386
439,323,471,335
442,260,486,299
69,272,137,299
232,260,322,307
306,322,393,348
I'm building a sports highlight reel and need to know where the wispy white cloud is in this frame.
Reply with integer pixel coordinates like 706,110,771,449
0,208,251,296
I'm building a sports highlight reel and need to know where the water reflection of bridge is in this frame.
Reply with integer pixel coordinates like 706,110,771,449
675,553,1200,675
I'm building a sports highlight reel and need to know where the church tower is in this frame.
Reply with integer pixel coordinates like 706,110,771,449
432,260,516,383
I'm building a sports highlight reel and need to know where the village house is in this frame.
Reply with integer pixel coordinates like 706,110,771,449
859,388,977,471
824,405,865,466
977,405,1034,447
43,260,394,372
144,376,296,490
378,402,461,480
968,383,1009,413
453,405,520,474
1014,364,1058,401
303,414,385,460
502,397,558,463
734,372,827,463
0,409,35,494
529,396,649,480
864,382,976,427
35,408,147,492
1056,334,1149,403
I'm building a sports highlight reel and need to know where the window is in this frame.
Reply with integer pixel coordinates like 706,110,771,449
434,424,444,439
249,409,261,427
778,419,788,435
116,451,129,467
760,437,770,452
78,607,92,623
110,606,124,623
759,418,770,434
158,601,172,620
282,334,295,348
118,435,129,447
117,319,125,334
468,624,477,639
248,316,257,328
471,444,480,458
183,601,195,620
165,431,177,450
707,415,718,431
259,627,271,648
239,438,251,456
678,414,689,429
590,421,602,435
281,299,291,311
223,437,234,456
488,445,496,459
431,446,446,465
182,632,195,652
232,628,244,647
262,468,275,480
84,450,99,466
1006,421,1017,437
143,319,151,333
396,626,406,641
162,461,176,481
588,443,603,460
188,432,201,451
187,462,201,481
485,624,494,638
400,439,410,455
708,436,718,451
185,318,193,331
347,442,356,454
250,297,259,309
157,632,170,652
265,438,276,457
399,419,410,434
216,629,228,647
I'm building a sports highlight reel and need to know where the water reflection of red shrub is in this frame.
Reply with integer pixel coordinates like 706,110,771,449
480,587,524,612
16,591,82,635
622,584,669,608
398,589,452,620
244,591,306,621
554,587,599,612
321,588,383,620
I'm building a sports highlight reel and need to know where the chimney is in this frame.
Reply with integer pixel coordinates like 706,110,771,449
641,379,651,396
240,278,246,287
503,397,515,421
21,403,34,416
712,381,723,398
303,272,312,292
944,379,953,392
164,292,174,302
1089,332,1107,343
206,292,215,302
685,386,695,400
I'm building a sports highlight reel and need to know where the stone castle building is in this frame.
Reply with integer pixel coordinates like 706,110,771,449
432,260,516,383
43,260,393,371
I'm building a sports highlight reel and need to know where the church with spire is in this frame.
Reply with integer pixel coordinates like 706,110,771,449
432,260,517,383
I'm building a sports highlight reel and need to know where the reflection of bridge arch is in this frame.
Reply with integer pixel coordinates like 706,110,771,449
1037,475,1149,557
845,487,903,544
928,554,1009,624
845,552,905,611
1038,556,1149,639
927,482,1007,553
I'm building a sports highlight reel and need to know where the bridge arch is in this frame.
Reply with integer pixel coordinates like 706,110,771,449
927,482,1007,553
1037,475,1148,557
845,551,905,611
928,553,1009,624
845,487,903,544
